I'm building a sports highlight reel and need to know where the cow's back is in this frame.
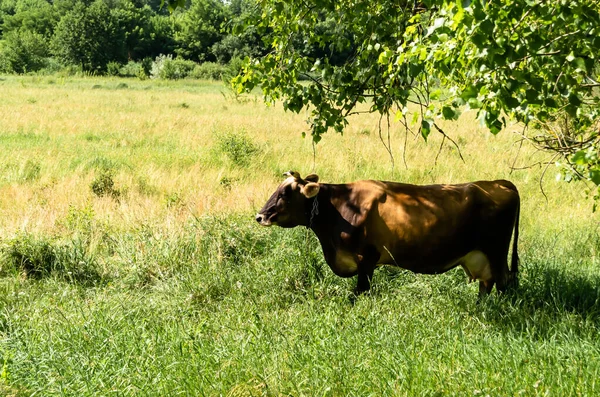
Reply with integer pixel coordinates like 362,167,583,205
356,179,519,272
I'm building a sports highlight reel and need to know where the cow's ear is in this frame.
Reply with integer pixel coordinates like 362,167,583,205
305,173,319,183
302,182,320,198
283,170,301,180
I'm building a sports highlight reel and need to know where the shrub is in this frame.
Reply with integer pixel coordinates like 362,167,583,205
106,61,121,76
91,168,121,199
55,64,84,77
227,56,245,78
118,61,143,78
0,30,49,73
35,57,63,75
217,131,259,167
0,234,101,284
189,62,227,80
50,1,125,73
136,176,158,196
140,57,153,77
63,204,95,236
20,159,41,182
164,192,183,208
2,234,55,277
150,54,197,80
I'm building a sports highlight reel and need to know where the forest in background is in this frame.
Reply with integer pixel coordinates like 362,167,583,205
0,0,270,79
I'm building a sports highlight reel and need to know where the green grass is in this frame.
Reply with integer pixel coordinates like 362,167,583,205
0,75,599,395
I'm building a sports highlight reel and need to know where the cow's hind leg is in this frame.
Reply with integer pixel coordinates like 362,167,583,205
478,280,494,300
492,258,511,294
486,247,513,294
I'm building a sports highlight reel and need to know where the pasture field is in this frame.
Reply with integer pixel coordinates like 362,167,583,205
0,74,599,396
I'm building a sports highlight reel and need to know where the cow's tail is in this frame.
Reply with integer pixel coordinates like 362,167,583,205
510,197,520,279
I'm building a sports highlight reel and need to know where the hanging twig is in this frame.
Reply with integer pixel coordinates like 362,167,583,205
433,122,465,163
434,133,447,166
510,125,527,174
402,114,409,170
311,139,317,173
539,153,560,204
510,161,554,170
378,112,395,171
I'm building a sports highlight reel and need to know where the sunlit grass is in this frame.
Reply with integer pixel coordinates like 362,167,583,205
0,75,599,395
0,75,591,234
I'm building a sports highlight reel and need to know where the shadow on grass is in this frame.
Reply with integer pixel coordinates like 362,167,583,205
0,234,105,288
479,262,600,336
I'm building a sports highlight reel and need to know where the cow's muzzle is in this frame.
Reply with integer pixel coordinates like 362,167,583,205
255,213,273,226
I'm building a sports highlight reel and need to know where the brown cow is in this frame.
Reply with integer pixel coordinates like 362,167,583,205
255,171,520,297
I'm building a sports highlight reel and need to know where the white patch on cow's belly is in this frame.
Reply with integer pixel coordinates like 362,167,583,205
459,250,492,282
333,251,358,276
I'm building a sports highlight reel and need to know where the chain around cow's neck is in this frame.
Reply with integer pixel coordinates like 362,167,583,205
307,196,319,229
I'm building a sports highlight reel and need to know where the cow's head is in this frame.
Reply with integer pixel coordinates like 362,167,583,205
255,171,320,228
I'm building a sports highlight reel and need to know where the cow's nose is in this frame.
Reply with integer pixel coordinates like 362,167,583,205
255,214,263,223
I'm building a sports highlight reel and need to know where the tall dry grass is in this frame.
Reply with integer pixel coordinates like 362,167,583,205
0,75,593,237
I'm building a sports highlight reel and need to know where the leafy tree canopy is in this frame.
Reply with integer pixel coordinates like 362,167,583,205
51,0,124,71
173,0,227,62
179,0,600,192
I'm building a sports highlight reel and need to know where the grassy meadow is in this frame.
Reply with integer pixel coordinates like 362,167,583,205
0,74,599,396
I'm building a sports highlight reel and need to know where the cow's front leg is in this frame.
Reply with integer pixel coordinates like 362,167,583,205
354,246,380,295
355,266,375,295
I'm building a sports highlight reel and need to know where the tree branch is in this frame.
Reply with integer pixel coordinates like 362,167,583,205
433,122,465,163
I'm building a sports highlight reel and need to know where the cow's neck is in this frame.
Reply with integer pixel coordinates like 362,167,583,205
304,184,328,231
306,184,349,253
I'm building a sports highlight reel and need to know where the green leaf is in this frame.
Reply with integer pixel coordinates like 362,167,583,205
525,89,540,104
421,119,431,141
442,105,458,120
590,170,600,185
460,85,478,101
568,93,582,107
504,95,519,109
479,19,494,35
467,98,481,109
573,57,587,72
411,112,420,126
484,111,503,134
572,151,587,166
544,98,558,108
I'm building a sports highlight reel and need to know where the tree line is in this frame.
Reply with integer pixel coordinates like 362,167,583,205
0,0,267,77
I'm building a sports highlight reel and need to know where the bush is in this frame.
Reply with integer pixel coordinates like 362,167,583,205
150,54,197,80
91,168,121,200
106,61,121,76
35,57,64,75
20,159,41,182
0,234,101,284
50,1,125,73
227,56,245,78
189,62,228,80
217,131,259,167
118,61,143,78
0,30,49,73
54,64,84,77
140,57,153,76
